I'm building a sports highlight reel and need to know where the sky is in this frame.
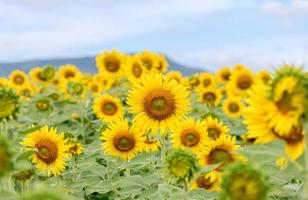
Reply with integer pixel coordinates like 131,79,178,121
0,0,308,71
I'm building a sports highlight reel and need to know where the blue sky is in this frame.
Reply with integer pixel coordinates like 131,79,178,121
0,0,307,71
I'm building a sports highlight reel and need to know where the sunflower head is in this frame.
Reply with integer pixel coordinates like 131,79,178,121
0,88,19,121
13,169,35,182
165,71,183,84
188,74,201,88
96,50,126,77
68,142,84,156
198,72,216,89
165,149,198,182
190,172,220,192
227,68,255,96
93,94,123,123
222,96,244,118
155,53,169,72
40,65,56,81
217,66,231,83
143,135,161,153
35,98,53,112
220,162,269,200
59,64,81,82
9,70,28,88
202,116,229,140
0,136,14,177
134,50,159,72
197,88,222,106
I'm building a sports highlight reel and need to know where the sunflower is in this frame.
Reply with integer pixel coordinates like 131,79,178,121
197,88,222,106
197,135,242,171
59,64,82,82
88,80,103,96
198,72,216,89
126,56,147,83
0,89,19,121
93,94,123,123
134,50,159,72
256,70,271,84
59,80,86,99
233,64,247,72
202,116,229,140
188,74,201,89
170,117,208,153
267,76,305,135
127,73,190,134
18,83,37,100
216,66,231,83
222,96,244,118
0,78,8,88
190,172,220,192
227,68,255,96
165,71,184,85
9,70,29,89
143,136,161,153
101,119,144,160
68,142,84,156
154,53,169,73
96,49,126,77
21,125,70,176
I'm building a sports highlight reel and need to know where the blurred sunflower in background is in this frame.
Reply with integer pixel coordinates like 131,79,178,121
134,50,159,72
9,70,29,89
201,116,229,141
96,49,127,77
165,71,184,85
59,64,82,82
222,96,244,118
216,66,231,83
93,94,123,123
227,68,255,96
196,88,222,106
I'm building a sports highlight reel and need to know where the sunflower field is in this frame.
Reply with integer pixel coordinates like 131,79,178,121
0,50,308,200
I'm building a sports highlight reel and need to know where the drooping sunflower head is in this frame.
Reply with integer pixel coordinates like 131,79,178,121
197,88,222,106
155,53,169,73
59,64,82,82
134,50,159,72
197,135,241,171
101,119,145,160
96,49,126,76
127,73,190,134
93,94,123,123
188,74,201,88
35,98,53,112
9,70,29,88
220,162,269,200
227,68,255,96
202,116,229,140
222,96,244,118
170,117,208,153
126,56,147,83
21,125,70,176
0,136,14,177
198,72,216,89
0,89,19,121
217,66,231,83
165,71,184,85
165,149,198,182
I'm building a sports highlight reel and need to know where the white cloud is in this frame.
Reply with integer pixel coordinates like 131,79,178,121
0,0,237,61
174,36,308,71
260,0,308,16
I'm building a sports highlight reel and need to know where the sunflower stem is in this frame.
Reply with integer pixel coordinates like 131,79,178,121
304,120,308,198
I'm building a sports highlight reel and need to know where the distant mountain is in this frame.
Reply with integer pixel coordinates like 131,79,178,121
0,56,202,77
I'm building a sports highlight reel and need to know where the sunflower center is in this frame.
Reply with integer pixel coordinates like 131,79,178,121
113,133,135,152
91,85,99,92
0,92,17,119
196,176,213,189
36,99,52,112
141,58,152,70
13,75,25,85
276,91,297,114
203,92,216,102
36,140,58,164
144,90,175,120
132,64,142,78
105,57,120,72
228,103,240,113
222,71,230,81
229,174,262,200
72,83,84,95
208,148,232,166
64,70,75,79
207,128,220,139
170,159,190,178
181,130,200,147
41,66,56,80
237,75,252,89
102,102,118,115
203,79,211,87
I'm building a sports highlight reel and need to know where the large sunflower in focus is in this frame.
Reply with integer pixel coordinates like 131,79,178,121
96,50,126,77
21,126,70,176
93,94,123,123
127,73,190,134
101,119,144,160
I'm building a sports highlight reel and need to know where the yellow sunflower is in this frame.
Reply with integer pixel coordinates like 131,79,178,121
59,64,82,82
201,116,229,140
96,49,127,77
0,78,8,88
222,96,244,118
20,126,70,176
18,83,37,101
256,70,271,84
134,50,159,72
170,117,208,153
198,72,216,89
233,63,247,72
188,74,201,89
29,67,45,84
88,80,103,96
143,136,161,153
9,70,29,89
127,73,190,134
216,66,231,83
126,56,147,83
101,119,144,160
197,88,222,106
227,68,255,96
154,53,169,73
190,171,220,192
68,142,84,156
197,135,242,171
165,71,184,85
93,94,123,123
